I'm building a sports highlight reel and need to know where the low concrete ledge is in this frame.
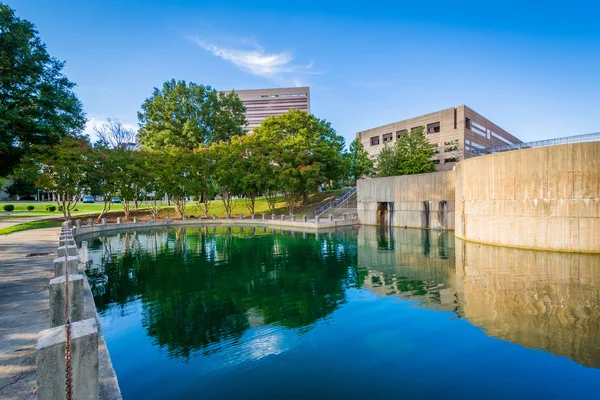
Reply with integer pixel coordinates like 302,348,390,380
71,216,359,238
80,256,122,400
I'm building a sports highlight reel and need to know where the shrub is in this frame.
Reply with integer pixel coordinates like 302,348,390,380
46,205,56,212
73,208,78,212
3,204,15,212
26,205,35,211
58,205,63,212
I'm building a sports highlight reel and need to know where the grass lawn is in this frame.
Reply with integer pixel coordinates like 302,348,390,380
0,201,167,218
0,189,347,221
0,219,63,235
172,189,346,218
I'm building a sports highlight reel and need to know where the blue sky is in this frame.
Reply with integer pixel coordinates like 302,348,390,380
7,0,600,145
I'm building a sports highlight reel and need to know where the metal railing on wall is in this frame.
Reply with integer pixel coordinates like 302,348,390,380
485,132,600,154
314,187,357,218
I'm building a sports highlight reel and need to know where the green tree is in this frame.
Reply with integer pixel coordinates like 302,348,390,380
210,140,242,216
238,135,269,215
35,137,93,220
5,166,38,199
253,109,346,213
0,4,86,177
111,149,145,220
137,80,247,150
375,145,398,178
347,138,374,184
376,126,436,177
157,148,200,219
88,144,118,221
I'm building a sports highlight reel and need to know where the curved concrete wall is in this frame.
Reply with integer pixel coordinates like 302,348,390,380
456,142,600,252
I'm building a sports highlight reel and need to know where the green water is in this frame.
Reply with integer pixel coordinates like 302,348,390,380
85,225,600,399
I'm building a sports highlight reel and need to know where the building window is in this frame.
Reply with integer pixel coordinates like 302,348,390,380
427,122,441,134
396,129,407,139
432,160,441,164
445,157,459,163
370,136,380,146
445,145,459,152
382,133,393,143
411,126,420,132
465,118,471,129
444,139,459,146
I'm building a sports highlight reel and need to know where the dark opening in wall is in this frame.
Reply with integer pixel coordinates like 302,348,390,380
427,122,441,134
382,133,393,143
370,136,380,146
396,129,407,139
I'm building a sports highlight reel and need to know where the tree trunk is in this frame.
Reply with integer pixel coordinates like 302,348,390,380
302,190,309,205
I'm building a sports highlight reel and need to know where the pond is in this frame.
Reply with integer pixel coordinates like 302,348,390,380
84,225,600,399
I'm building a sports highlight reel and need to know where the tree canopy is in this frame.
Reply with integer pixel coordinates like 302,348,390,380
347,137,374,184
253,109,346,212
376,126,436,177
137,80,247,150
0,4,86,177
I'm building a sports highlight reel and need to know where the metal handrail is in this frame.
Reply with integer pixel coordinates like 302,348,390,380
486,132,600,154
314,187,357,217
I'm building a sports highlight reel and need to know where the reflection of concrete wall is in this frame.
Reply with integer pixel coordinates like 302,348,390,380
456,142,600,252
357,226,457,311
357,172,455,230
456,239,600,368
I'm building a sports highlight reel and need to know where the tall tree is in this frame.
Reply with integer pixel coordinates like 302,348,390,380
0,4,86,177
88,143,118,221
35,137,93,220
376,126,436,177
210,140,242,216
347,138,374,184
137,80,247,150
111,149,145,220
253,109,346,212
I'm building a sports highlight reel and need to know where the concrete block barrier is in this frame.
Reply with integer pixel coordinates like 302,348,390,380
36,318,99,400
48,274,84,327
57,245,77,257
53,256,79,277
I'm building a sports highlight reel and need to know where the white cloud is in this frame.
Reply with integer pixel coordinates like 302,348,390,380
188,36,318,81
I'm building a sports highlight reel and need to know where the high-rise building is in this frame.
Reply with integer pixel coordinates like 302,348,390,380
356,105,522,171
226,87,310,132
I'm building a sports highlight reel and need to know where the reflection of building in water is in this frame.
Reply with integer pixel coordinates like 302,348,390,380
357,226,458,312
456,240,600,368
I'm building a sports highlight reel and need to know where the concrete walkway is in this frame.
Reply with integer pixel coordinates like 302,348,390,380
0,227,61,399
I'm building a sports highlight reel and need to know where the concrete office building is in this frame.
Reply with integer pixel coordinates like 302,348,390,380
227,87,310,132
356,105,522,171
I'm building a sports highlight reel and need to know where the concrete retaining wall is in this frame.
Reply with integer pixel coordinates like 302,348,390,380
357,171,455,230
455,142,600,252
72,215,358,238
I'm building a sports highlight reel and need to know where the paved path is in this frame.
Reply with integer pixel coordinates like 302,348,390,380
0,227,61,400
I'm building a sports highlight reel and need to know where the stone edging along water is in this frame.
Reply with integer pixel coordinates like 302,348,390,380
71,215,358,237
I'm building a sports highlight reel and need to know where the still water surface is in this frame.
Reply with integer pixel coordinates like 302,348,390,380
85,226,600,399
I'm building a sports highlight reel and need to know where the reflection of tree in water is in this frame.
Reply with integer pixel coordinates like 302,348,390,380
88,228,358,360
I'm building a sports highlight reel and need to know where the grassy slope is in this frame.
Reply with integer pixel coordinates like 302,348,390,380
0,219,62,235
165,189,345,218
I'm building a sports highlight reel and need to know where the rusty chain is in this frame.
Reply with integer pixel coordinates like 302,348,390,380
64,226,73,400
